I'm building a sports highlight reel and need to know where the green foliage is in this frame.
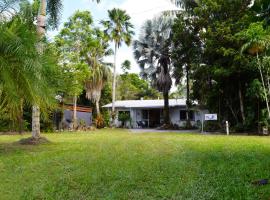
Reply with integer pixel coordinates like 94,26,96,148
171,0,270,131
55,11,94,98
121,60,131,73
101,109,110,127
133,16,173,124
101,8,134,47
117,73,160,100
118,111,131,127
0,10,60,125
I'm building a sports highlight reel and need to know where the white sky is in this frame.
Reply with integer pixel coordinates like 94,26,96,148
48,0,178,74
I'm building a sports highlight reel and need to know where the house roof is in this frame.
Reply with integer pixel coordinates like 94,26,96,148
103,99,190,109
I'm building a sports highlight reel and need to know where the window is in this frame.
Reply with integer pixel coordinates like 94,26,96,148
142,110,148,120
180,110,195,121
189,111,195,121
180,110,186,121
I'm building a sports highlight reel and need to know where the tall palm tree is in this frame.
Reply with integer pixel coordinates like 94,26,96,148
101,8,134,125
85,30,112,116
240,22,270,119
32,0,100,138
133,16,173,125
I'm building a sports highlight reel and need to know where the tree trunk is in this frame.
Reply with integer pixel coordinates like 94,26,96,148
186,65,191,128
238,81,245,123
163,91,170,125
111,43,117,126
31,0,47,139
18,99,24,134
73,95,77,129
32,106,40,139
257,53,270,119
96,98,100,116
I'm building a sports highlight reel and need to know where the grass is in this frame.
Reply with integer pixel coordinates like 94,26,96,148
1,129,270,199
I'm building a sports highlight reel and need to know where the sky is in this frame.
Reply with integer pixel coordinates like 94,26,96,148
48,0,178,74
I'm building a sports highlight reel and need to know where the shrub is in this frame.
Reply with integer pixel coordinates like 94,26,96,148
118,112,131,128
204,121,221,132
102,110,110,127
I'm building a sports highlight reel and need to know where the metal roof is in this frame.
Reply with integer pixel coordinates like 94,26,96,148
103,99,189,109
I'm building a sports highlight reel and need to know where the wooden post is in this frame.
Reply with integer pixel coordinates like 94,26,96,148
226,121,229,135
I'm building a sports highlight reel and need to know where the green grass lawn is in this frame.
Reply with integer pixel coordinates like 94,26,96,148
1,129,270,200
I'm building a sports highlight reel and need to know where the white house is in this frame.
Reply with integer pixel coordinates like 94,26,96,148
103,99,208,128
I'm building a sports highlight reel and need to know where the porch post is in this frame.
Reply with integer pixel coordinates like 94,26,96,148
148,110,149,128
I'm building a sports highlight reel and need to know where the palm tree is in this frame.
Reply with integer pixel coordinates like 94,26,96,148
0,12,58,134
85,30,112,116
133,16,173,125
32,0,100,138
171,0,198,10
101,8,134,125
240,22,270,119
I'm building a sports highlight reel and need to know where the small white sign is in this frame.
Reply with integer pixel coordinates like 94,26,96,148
205,114,218,121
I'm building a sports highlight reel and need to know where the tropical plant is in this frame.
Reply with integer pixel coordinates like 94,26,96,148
85,29,112,116
101,8,134,125
133,16,173,125
0,11,59,134
239,22,270,119
32,0,100,139
55,11,94,128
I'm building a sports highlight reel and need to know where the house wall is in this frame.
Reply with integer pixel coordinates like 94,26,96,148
115,107,209,128
63,110,92,126
170,108,209,127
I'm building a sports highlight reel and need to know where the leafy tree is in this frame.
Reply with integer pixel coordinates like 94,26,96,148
101,8,134,125
121,60,131,74
169,0,269,132
133,16,173,125
57,11,112,119
117,73,160,100
172,12,202,127
55,11,94,127
32,0,100,139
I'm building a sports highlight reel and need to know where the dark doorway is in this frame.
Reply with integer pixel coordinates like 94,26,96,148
149,109,161,128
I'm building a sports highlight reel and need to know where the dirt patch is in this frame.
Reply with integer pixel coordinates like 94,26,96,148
18,137,50,145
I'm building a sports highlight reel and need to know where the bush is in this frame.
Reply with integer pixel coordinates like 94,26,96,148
204,121,221,132
118,112,131,128
102,110,110,127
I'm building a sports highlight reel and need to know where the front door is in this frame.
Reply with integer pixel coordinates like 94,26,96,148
149,109,161,128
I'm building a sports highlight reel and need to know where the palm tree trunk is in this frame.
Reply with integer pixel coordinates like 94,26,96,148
163,91,170,125
32,106,40,139
31,0,47,139
257,53,270,119
96,94,101,116
186,65,191,128
111,42,117,126
238,81,245,123
73,95,77,129
18,99,24,134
